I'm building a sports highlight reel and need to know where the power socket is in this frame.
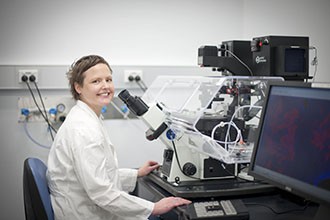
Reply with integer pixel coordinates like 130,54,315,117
18,69,39,83
124,70,143,83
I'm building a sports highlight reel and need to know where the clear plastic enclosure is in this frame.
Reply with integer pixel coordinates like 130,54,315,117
142,76,283,163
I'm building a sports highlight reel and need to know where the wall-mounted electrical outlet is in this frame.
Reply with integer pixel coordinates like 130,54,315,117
18,69,39,83
124,70,143,83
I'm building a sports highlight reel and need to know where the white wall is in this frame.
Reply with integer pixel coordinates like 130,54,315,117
242,0,330,82
0,0,329,219
0,0,244,66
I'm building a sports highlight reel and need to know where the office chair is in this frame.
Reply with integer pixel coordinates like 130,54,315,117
23,157,54,220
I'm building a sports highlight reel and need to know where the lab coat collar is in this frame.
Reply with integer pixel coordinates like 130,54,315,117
76,100,103,121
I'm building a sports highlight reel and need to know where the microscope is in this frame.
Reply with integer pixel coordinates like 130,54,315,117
119,76,283,189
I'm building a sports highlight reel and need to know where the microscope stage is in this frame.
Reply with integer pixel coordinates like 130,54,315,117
146,172,275,199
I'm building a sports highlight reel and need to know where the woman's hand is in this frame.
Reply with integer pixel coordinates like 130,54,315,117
152,197,192,216
138,160,160,177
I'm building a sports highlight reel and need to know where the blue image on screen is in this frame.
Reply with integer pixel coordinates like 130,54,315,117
255,86,330,191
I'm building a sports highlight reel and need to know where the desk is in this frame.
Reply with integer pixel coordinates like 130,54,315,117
135,175,318,220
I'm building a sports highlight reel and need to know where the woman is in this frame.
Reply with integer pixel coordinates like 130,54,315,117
47,55,191,220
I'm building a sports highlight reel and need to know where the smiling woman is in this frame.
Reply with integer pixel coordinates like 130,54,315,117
74,63,114,116
46,55,191,220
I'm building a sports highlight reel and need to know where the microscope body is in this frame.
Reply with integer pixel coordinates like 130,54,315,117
119,76,283,185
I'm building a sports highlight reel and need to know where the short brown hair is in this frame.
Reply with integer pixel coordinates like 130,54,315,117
67,55,112,100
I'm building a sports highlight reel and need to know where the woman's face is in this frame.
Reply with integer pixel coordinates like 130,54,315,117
75,63,114,115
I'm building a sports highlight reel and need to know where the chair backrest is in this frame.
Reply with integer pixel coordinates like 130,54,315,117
23,157,54,220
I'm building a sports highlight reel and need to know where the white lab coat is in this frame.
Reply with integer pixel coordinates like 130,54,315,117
47,100,154,220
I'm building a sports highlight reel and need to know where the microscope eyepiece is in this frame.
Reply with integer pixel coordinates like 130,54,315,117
118,89,149,116
118,89,131,102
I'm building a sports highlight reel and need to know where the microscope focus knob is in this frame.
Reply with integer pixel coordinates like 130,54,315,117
182,162,197,176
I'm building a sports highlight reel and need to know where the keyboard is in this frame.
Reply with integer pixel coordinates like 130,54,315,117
183,199,249,220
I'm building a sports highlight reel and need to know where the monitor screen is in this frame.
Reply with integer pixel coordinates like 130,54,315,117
249,81,330,218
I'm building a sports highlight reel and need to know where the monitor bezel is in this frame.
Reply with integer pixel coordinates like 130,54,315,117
248,80,330,207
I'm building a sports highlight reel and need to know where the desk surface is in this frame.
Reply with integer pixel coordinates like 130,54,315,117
135,175,318,220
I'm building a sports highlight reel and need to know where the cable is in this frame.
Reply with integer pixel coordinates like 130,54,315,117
32,81,55,140
32,81,48,120
309,46,318,82
207,105,262,164
219,48,254,76
224,105,262,151
24,82,47,120
138,79,148,91
24,81,57,134
136,81,147,92
211,121,242,145
134,75,148,92
23,119,51,149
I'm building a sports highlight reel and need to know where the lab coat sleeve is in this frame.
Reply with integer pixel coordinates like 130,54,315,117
119,168,138,192
72,127,154,218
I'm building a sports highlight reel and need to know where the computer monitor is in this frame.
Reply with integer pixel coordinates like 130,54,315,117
249,81,330,220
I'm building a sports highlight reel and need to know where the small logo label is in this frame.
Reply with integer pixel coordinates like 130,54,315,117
256,56,267,64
